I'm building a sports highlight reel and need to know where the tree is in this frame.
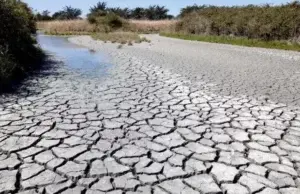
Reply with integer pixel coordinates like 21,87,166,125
155,5,169,19
63,6,82,19
87,2,108,23
108,7,131,19
179,5,207,18
36,10,52,21
131,7,145,19
145,5,169,20
52,11,64,20
90,2,107,13
87,2,173,21
52,6,81,20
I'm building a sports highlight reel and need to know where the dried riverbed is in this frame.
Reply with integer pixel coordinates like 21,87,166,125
0,35,299,194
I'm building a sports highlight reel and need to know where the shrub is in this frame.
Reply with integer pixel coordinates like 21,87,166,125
0,0,45,91
177,12,212,34
93,13,129,32
176,2,300,41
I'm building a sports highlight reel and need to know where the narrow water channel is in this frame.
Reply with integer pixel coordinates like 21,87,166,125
37,34,111,78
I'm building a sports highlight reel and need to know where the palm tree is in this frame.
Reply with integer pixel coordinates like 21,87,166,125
145,5,170,20
90,2,107,13
155,6,169,19
131,7,145,19
63,6,82,19
87,2,108,23
52,6,81,20
108,7,131,19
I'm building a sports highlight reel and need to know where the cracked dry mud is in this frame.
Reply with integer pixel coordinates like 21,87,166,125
1,36,300,194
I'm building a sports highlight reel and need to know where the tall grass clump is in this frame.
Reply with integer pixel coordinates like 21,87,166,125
175,2,300,42
0,0,45,91
92,32,149,44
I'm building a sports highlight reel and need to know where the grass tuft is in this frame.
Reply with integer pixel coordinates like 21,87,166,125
92,32,149,44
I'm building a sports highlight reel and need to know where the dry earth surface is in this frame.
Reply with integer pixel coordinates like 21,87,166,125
0,35,300,194
125,35,300,106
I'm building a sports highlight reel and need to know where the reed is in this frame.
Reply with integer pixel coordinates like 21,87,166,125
38,19,177,35
37,20,96,35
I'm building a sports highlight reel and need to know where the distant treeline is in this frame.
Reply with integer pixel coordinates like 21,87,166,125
176,2,300,41
35,2,173,21
36,1,300,41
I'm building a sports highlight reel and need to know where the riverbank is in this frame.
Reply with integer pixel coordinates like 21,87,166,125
161,33,300,52
69,35,300,107
0,1,45,92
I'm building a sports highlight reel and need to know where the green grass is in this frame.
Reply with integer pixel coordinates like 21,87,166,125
160,33,300,52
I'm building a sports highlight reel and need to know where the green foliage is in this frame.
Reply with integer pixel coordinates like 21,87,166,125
91,13,129,32
87,2,107,23
52,6,82,20
179,4,207,17
161,33,300,51
103,13,127,29
0,0,45,91
90,2,107,13
145,5,171,20
176,2,300,41
108,7,131,19
36,10,52,21
131,7,146,19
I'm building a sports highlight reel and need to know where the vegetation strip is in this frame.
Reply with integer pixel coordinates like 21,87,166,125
160,33,300,51
0,0,45,92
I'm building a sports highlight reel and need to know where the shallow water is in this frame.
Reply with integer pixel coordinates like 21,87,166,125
37,34,111,78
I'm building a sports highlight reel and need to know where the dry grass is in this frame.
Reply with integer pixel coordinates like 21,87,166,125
129,20,177,33
92,32,149,44
37,20,96,35
38,19,177,35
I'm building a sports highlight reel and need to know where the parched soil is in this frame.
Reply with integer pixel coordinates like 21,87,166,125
0,35,299,194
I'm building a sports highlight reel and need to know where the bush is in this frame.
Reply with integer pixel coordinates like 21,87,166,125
176,12,212,34
176,2,300,41
92,13,129,32
0,0,45,91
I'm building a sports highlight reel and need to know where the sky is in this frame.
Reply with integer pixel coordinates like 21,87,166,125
24,0,291,16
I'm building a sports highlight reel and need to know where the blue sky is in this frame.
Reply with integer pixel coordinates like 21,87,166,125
24,0,290,16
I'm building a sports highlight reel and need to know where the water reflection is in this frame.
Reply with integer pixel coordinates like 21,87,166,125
37,34,111,78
